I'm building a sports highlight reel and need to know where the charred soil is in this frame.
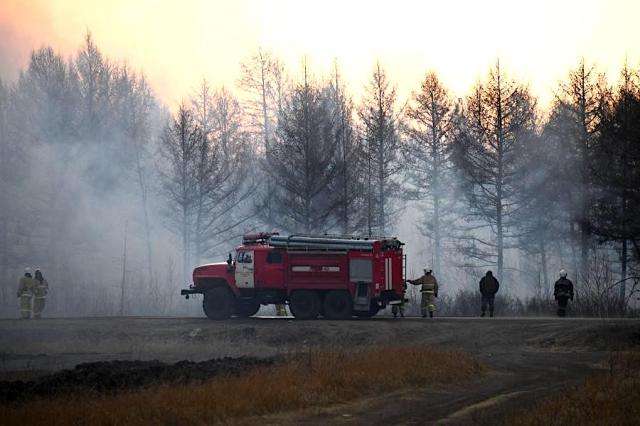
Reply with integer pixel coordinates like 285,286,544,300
0,357,274,403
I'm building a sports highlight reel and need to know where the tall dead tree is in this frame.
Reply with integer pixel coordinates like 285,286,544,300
114,68,157,280
327,62,366,234
358,63,401,236
552,60,606,281
402,71,458,275
239,49,287,223
453,62,537,283
266,65,338,233
158,104,202,282
76,32,111,142
190,79,217,264
191,87,255,261
238,49,286,153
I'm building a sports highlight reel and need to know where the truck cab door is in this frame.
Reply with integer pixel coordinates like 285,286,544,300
235,250,255,288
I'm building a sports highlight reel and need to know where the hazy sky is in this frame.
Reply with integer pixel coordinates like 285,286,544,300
1,0,638,108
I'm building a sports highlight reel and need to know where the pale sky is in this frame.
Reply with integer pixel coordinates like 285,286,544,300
1,0,638,108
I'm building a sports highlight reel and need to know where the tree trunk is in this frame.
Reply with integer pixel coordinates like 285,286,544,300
433,194,441,276
136,157,154,281
495,67,504,283
0,215,6,306
194,195,204,266
620,239,627,300
578,64,590,287
120,221,128,316
378,145,385,235
580,221,589,286
182,204,189,285
496,203,504,283
540,238,549,298
367,153,373,237
261,56,273,221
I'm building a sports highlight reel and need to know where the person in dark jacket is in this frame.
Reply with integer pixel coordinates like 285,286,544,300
554,269,574,317
479,270,499,317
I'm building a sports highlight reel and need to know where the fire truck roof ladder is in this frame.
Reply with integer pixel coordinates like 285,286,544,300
268,234,395,252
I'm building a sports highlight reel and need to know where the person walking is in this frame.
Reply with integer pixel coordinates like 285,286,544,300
17,267,36,319
407,269,439,318
553,269,574,317
479,270,499,317
33,268,49,319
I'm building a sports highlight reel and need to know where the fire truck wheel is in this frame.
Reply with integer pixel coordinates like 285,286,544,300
323,290,353,320
289,291,321,320
203,287,235,320
236,300,260,317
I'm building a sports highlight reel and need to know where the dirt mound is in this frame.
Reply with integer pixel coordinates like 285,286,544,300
0,356,275,403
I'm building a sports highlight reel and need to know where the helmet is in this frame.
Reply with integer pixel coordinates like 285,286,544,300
559,269,567,278
24,267,32,274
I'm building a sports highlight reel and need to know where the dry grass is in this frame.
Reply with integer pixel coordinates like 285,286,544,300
506,352,640,426
0,346,482,425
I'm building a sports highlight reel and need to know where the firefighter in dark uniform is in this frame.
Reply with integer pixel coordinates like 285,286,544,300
554,269,574,317
479,270,499,317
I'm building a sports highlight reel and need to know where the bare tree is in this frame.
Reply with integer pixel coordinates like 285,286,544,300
76,32,112,142
158,104,202,282
191,86,255,262
402,71,458,275
326,61,367,234
238,49,287,223
358,62,401,236
453,62,537,282
238,49,286,153
113,67,157,279
266,64,338,233
551,60,608,280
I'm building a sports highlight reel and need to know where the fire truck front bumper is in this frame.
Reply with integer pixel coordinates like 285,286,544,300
180,287,204,299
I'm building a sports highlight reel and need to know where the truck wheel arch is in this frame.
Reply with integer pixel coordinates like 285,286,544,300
196,278,239,296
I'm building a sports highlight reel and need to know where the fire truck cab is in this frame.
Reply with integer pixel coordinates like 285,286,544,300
180,233,405,320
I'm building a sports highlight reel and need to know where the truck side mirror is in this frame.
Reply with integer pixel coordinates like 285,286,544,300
227,253,233,266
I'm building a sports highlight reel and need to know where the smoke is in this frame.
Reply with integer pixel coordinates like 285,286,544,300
1,31,637,319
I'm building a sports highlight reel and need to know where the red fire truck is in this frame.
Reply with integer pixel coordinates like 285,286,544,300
180,233,406,319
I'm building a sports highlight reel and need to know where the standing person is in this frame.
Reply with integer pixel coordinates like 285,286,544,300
17,267,36,319
407,269,439,318
275,304,287,316
479,270,500,317
33,269,49,319
554,269,574,317
392,282,407,318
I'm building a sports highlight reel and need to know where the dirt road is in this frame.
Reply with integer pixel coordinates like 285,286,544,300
1,316,638,424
